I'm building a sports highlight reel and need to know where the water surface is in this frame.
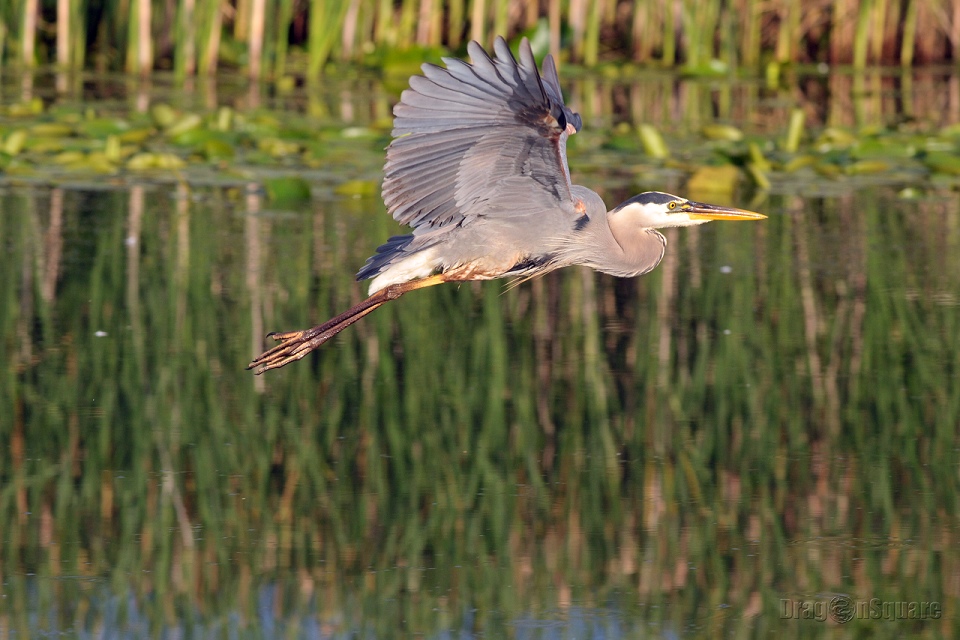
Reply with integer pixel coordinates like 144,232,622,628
1,68,958,638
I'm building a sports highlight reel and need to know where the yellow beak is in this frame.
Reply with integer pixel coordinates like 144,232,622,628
684,201,767,221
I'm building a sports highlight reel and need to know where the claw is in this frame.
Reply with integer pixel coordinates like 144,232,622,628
248,274,448,374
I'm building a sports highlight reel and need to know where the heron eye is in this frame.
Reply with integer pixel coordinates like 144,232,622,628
668,201,677,210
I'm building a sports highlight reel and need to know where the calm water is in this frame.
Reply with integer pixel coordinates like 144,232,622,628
1,69,959,638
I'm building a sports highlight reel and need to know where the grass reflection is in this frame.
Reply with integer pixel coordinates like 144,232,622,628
0,178,957,637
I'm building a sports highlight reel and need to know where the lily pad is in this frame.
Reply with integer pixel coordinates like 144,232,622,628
3,98,44,117
702,124,743,142
747,142,771,173
118,128,155,144
687,165,740,196
745,163,771,190
335,179,378,197
258,138,301,157
150,104,178,128
3,131,27,155
265,176,312,205
202,139,236,160
638,124,669,159
782,155,816,173
77,118,130,139
845,160,890,175
923,152,960,176
814,127,858,150
166,113,203,137
30,123,74,137
127,152,186,170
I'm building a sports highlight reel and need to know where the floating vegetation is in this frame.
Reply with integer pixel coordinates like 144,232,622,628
265,175,312,204
3,85,960,198
0,99,393,198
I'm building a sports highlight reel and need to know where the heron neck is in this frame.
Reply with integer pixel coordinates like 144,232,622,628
600,211,667,278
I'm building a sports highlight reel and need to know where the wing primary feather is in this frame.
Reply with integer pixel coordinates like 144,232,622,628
379,36,584,235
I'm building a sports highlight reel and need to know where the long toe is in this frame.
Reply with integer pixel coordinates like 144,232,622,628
267,329,305,341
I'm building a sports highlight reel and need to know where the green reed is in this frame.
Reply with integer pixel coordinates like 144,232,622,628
0,0,953,76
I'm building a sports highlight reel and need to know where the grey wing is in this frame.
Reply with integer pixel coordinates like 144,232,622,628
381,36,583,232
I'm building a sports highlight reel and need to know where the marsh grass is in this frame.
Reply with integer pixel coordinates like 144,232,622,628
2,0,959,76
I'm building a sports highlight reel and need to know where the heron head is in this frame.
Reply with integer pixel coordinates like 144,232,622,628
611,191,766,229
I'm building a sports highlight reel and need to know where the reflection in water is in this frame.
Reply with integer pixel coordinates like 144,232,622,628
1,71,959,637
2,180,957,637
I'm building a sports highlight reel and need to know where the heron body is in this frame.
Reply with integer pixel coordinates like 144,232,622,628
249,37,765,374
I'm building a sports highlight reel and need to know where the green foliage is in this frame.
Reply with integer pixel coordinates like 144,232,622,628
1,0,958,74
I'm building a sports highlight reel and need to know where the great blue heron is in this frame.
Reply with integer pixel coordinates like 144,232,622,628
249,37,765,374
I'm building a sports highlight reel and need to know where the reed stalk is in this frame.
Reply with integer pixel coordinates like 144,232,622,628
358,0,377,58
234,0,249,41
830,0,855,63
398,0,417,47
196,0,221,75
448,0,464,47
138,0,152,73
57,0,69,66
631,0,650,62
685,0,719,69
741,0,761,67
583,0,602,66
492,0,509,48
852,0,873,69
273,0,294,73
70,0,86,69
375,0,395,47
175,0,197,78
662,0,676,66
871,0,888,63
416,0,435,46
308,0,348,77
569,0,585,62
774,0,793,63
125,0,138,73
342,0,360,59
681,0,699,67
248,0,265,78
901,0,918,67
470,0,486,47
720,6,735,69
548,0,560,60
22,0,38,66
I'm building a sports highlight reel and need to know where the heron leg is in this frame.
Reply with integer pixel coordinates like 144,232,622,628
248,274,446,374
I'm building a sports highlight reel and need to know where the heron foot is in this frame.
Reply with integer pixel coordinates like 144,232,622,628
248,274,448,375
247,324,342,374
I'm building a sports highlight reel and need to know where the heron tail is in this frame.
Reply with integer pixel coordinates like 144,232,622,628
355,234,415,281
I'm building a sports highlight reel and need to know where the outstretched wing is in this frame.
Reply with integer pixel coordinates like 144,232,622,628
382,36,583,232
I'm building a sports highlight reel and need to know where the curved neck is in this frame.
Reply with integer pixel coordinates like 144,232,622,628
604,212,666,277
551,187,668,278
556,208,666,278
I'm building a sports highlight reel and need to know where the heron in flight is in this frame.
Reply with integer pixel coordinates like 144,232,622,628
249,37,765,374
